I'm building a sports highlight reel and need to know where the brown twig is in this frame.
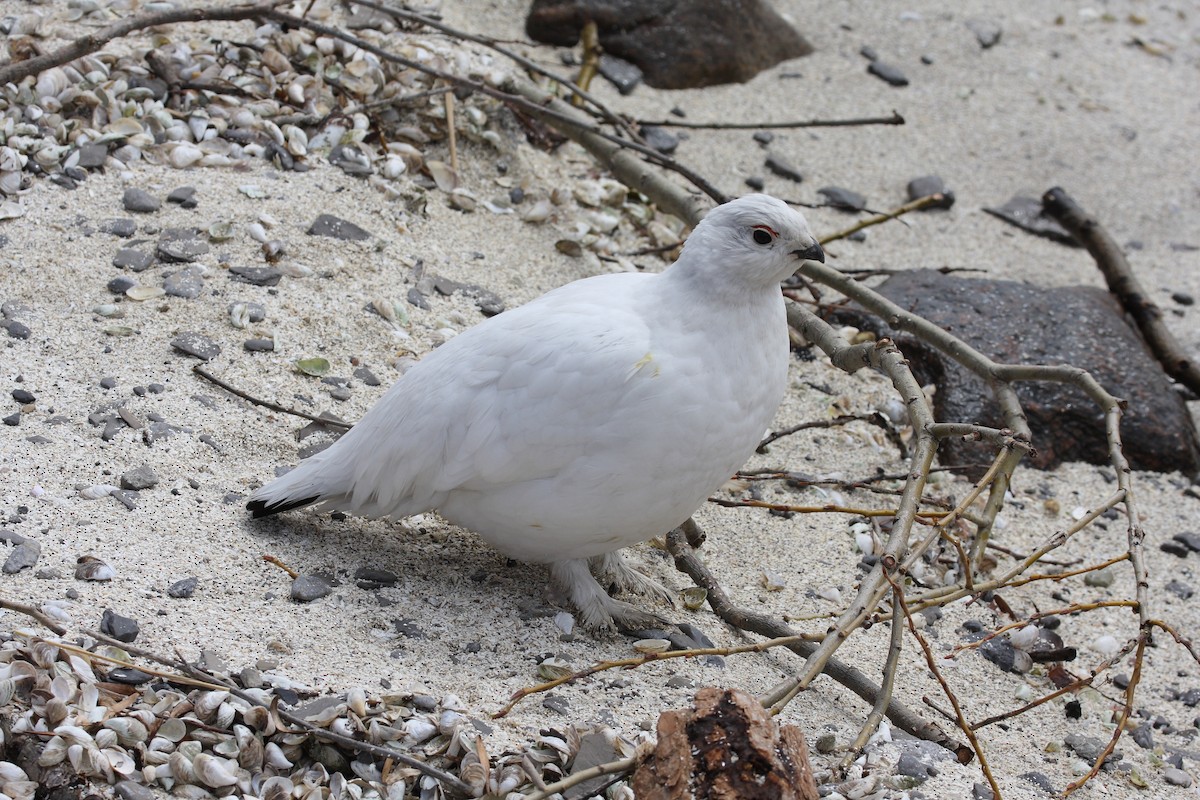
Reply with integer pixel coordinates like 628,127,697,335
757,412,889,451
818,194,947,246
708,497,947,520
263,553,300,579
192,365,353,429
633,111,906,129
1,594,68,635
1042,187,1200,396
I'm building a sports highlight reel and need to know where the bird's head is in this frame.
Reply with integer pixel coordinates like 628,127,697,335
675,194,824,289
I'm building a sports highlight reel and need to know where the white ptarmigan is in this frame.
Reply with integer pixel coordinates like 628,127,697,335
248,194,824,629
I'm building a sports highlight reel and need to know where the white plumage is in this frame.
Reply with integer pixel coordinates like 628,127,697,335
249,194,823,629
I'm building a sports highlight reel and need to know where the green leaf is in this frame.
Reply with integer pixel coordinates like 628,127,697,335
295,357,331,377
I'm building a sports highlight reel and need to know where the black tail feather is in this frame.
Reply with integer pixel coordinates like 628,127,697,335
246,495,320,518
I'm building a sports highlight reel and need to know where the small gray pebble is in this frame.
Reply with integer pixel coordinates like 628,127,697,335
907,175,956,209
542,694,570,715
291,574,333,602
167,576,199,598
3,413,20,426
163,266,205,299
1130,722,1154,749
12,388,35,404
120,464,159,490
122,188,161,213
244,338,275,352
967,18,1003,49
307,214,371,241
354,366,381,386
818,186,868,211
596,54,642,94
115,780,158,800
1164,768,1193,788
1174,532,1200,551
752,131,774,146
100,608,140,642
896,753,932,780
229,266,282,286
167,186,198,208
229,301,267,322
814,733,836,754
860,45,879,61
239,667,264,689
330,387,351,402
100,218,137,237
411,694,438,711
3,541,41,573
100,377,117,389
111,489,139,510
35,567,63,579
76,143,109,170
1166,580,1194,600
972,782,994,800
1172,292,1195,306
107,276,137,294
157,229,210,263
1,320,31,339
640,125,679,155
744,176,765,191
764,153,804,183
868,61,909,86
112,248,154,271
171,331,221,361
1020,772,1054,793
665,675,694,689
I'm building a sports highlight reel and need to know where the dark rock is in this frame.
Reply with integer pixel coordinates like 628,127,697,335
764,153,804,183
163,266,205,299
100,377,117,390
868,60,909,86
291,574,333,602
107,276,137,294
111,489,139,510
752,131,774,146
1130,722,1154,749
129,75,169,101
526,0,814,90
972,782,994,800
1164,768,1193,788
329,387,351,402
120,464,159,490
99,218,137,237
393,618,427,638
307,214,372,241
157,228,210,262
107,667,156,685
167,186,198,208
564,732,621,798
818,186,868,211
328,145,373,176
76,143,109,170
860,45,879,61
1172,292,1195,306
597,54,643,94
12,388,35,404
640,125,679,155
906,175,956,209
984,195,1079,246
1161,540,1191,558
407,287,430,310
170,331,221,361
744,176,765,191
1065,733,1119,765
896,753,933,780
244,338,275,352
354,567,399,588
168,576,199,598
1166,580,1194,600
1180,688,1200,707
967,19,1003,49
836,270,1200,475
3,541,41,573
354,366,381,386
977,636,1029,673
1019,771,1055,794
100,608,140,642
112,248,154,271
2,413,19,426
1,320,31,339
122,188,160,213
229,266,283,287
1174,532,1200,551
542,694,571,714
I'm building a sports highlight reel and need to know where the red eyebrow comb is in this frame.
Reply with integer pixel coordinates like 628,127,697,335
751,224,779,237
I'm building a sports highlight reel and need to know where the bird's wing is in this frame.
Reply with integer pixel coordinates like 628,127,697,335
340,274,659,512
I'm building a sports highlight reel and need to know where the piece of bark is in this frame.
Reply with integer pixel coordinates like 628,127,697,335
631,687,819,799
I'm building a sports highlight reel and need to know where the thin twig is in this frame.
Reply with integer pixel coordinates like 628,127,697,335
1,594,68,635
818,194,947,245
193,365,353,428
633,112,906,130
520,755,640,800
708,497,947,520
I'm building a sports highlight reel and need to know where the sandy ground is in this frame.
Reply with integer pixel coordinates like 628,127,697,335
2,1,1200,798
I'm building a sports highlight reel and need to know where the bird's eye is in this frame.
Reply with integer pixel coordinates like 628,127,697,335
751,225,777,245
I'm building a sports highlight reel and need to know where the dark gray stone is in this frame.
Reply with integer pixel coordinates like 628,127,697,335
107,276,137,294
1065,733,1119,765
1164,768,1193,788
120,464,159,490
2,320,31,339
764,153,803,183
3,541,41,573
564,731,622,799
171,332,220,361
115,780,158,800
542,694,570,714
967,18,1003,49
100,218,137,237
2,412,19,426
229,266,282,286
1174,532,1200,552
122,188,160,213
244,338,275,352
229,301,266,322
1166,580,1194,600
752,131,774,146
328,145,373,176
163,266,205,299
112,248,154,271
291,574,333,602
1172,292,1195,306
157,228,210,262
392,618,427,638
526,0,813,89
354,366,381,386
166,186,198,208
1161,540,1191,558
896,753,932,781
11,388,35,404
1130,722,1155,749
972,782,994,800
597,54,643,94
640,125,679,155
836,270,1200,476
744,176,765,191
818,186,868,211
868,60,909,86
307,214,372,241
111,489,139,510
76,143,109,170
1019,772,1054,794
167,576,199,598
100,608,140,642
354,567,399,588
906,175,956,209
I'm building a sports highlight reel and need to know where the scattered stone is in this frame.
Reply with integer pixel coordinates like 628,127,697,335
122,188,160,213
12,388,35,404
1130,723,1154,749
2,412,19,426
291,574,333,602
393,618,427,638
640,125,679,155
597,54,643,94
527,0,813,89
745,176,765,191
100,377,118,390
354,366,381,386
752,131,774,146
1166,580,1194,600
111,489,139,510
1179,688,1200,707
107,276,137,293
328,144,373,176
171,331,221,361
307,214,372,241
1065,733,1119,765
229,301,267,322
967,18,1003,49
764,153,804,183
120,464,159,491
1174,532,1200,551
1019,771,1054,794
860,45,879,61
1161,540,1191,558
542,694,570,715
631,687,818,799
107,667,155,685
112,248,155,271
163,266,205,299
2,320,31,339
167,186,198,208
835,270,1200,475
354,567,399,589
895,753,934,781
906,175,956,209
115,780,158,800
100,608,140,642
76,143,109,170
567,732,623,798
972,782,994,800
1164,768,1193,787
99,218,137,237
157,228,210,262
818,186,868,211
868,60,909,86
1172,292,1195,306
229,266,283,286
984,195,1078,246
3,540,41,573
244,338,275,352
168,576,199,598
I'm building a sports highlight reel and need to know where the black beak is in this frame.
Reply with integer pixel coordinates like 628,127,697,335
793,242,825,263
